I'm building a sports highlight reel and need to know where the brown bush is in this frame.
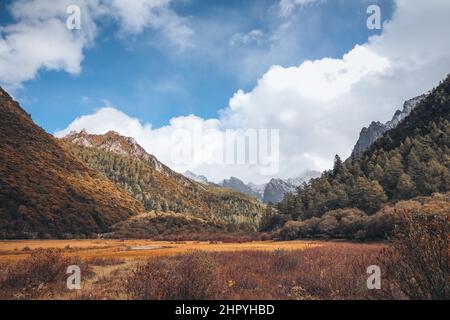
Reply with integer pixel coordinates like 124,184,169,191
122,244,383,300
216,245,384,299
125,251,226,300
0,249,92,299
378,210,450,299
1,249,70,290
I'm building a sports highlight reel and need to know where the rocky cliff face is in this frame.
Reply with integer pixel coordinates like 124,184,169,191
351,94,428,159
351,121,387,159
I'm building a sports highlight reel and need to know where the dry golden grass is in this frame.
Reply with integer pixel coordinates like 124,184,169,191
0,239,335,263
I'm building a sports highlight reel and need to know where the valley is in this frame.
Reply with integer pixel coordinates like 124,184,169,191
0,239,328,262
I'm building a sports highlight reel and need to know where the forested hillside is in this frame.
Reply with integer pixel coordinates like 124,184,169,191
272,75,450,238
64,135,266,231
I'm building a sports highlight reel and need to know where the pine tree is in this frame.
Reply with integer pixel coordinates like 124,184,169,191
333,155,344,177
396,173,416,199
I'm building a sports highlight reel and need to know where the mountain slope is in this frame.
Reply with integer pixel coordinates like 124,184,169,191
278,75,450,219
0,88,144,239
63,131,266,231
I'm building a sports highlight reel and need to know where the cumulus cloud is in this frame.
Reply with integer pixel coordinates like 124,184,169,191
0,0,193,88
55,106,239,183
56,0,450,184
0,0,98,88
0,19,86,87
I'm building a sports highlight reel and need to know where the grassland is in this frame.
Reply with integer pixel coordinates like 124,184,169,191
0,239,337,262
0,239,385,300
1,220,447,300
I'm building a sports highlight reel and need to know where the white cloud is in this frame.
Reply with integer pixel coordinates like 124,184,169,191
0,18,86,88
230,29,264,47
279,0,321,16
109,0,194,49
0,0,193,88
56,0,450,184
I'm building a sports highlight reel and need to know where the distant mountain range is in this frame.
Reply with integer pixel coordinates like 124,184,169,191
351,94,428,159
183,170,321,204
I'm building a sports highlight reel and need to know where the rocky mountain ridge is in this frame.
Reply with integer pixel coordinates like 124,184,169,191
351,94,428,159
182,170,320,204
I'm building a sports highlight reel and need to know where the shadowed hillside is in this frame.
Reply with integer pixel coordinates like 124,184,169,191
0,87,144,239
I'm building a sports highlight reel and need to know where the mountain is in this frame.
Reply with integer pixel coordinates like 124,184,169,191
263,179,296,204
220,177,263,200
183,170,209,185
217,171,320,204
286,170,322,187
247,182,266,200
263,171,321,204
65,130,194,188
0,87,144,239
351,94,428,159
63,131,266,231
278,75,450,219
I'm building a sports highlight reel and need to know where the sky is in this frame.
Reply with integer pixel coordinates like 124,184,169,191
1,0,450,184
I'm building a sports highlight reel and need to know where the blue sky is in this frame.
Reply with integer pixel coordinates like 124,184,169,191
2,0,449,183
1,0,392,133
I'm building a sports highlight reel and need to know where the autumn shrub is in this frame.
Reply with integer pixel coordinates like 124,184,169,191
214,245,382,300
123,244,382,300
1,249,70,291
125,251,225,300
0,249,92,299
378,210,450,299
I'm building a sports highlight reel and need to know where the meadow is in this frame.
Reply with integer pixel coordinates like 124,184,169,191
0,239,385,300
0,211,448,301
